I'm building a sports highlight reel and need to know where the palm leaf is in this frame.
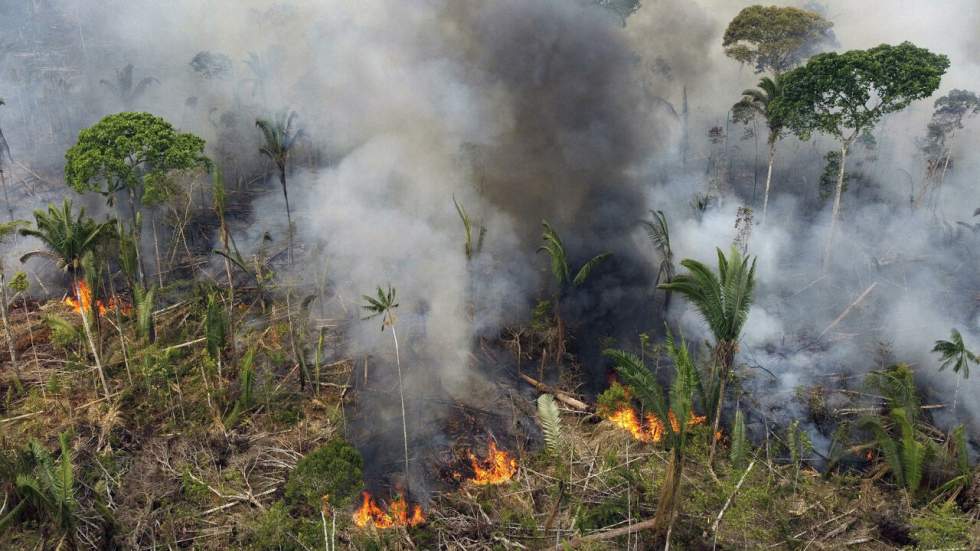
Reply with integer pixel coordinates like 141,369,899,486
572,252,611,286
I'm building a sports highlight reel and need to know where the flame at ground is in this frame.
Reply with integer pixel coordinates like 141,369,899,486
607,405,706,443
63,280,129,317
467,440,518,485
352,491,425,529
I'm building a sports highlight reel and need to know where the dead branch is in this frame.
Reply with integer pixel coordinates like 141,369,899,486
819,282,877,339
518,373,588,411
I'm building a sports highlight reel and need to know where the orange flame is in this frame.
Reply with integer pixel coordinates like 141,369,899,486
467,441,518,485
352,491,425,529
63,280,130,317
607,405,706,443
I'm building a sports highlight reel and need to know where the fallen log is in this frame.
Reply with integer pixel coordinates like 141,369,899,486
518,373,588,411
819,282,877,339
563,517,659,547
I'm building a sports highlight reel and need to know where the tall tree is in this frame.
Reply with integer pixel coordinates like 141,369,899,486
256,110,301,264
604,331,702,541
64,112,208,289
916,89,980,207
733,76,785,224
362,285,409,479
100,64,159,109
773,42,949,269
659,247,756,464
723,5,834,75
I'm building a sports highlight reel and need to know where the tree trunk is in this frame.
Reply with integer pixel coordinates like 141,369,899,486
762,139,777,225
78,283,110,401
279,166,293,265
126,188,147,291
708,341,735,465
0,272,21,382
390,324,410,478
822,139,851,271
651,446,683,539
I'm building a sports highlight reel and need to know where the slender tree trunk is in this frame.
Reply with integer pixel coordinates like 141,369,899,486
762,139,777,225
652,446,683,539
78,284,110,401
708,341,734,465
279,166,293,265
822,138,852,271
390,323,410,478
126,188,147,291
0,272,21,382
1,169,13,221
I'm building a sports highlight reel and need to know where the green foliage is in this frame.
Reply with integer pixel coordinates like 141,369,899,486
818,150,850,200
205,293,228,361
723,5,834,74
659,247,757,345
255,110,301,174
452,195,486,260
224,345,257,429
45,314,81,351
9,432,80,545
361,285,398,331
932,328,976,378
538,220,611,289
787,420,812,490
774,42,949,142
733,76,786,144
65,112,208,205
284,440,364,512
18,199,113,275
537,394,562,456
245,501,321,551
530,299,553,333
133,285,156,341
920,89,980,160
8,271,28,294
909,500,974,550
730,409,748,470
596,381,631,417
641,210,674,288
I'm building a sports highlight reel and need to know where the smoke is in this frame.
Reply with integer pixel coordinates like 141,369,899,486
1,0,979,481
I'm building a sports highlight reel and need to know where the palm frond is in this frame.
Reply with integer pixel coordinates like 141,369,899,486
572,252,611,286
603,348,667,421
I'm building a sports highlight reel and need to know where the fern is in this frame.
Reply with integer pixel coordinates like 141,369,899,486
205,293,227,361
730,409,748,470
134,285,156,341
537,394,562,455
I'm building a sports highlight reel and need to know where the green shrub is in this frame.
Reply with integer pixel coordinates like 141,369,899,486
284,440,363,512
910,500,974,550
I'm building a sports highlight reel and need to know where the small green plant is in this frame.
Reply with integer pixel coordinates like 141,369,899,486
787,420,812,491
284,440,363,512
537,394,562,456
730,409,749,471
909,500,974,550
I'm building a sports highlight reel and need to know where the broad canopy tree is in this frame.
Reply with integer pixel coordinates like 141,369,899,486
723,5,835,75
772,42,949,269
65,112,208,288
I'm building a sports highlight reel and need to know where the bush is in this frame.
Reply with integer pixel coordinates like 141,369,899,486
910,500,974,550
285,440,363,512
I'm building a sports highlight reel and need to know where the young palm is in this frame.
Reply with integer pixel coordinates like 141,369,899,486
362,285,409,478
256,110,302,264
932,328,976,412
604,331,701,541
659,247,756,464
641,210,675,311
733,76,785,224
18,199,112,279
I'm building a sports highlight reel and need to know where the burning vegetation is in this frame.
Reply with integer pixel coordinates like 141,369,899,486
465,440,518,485
63,280,129,317
352,491,425,529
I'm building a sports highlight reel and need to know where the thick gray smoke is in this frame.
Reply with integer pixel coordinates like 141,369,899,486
1,0,978,481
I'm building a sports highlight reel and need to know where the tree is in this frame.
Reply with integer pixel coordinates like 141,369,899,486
932,329,976,379
722,5,834,75
916,89,980,207
659,247,756,464
733,76,785,224
100,64,158,109
604,331,702,541
773,42,949,268
362,285,409,478
19,200,112,279
641,210,674,310
64,112,208,288
256,110,301,264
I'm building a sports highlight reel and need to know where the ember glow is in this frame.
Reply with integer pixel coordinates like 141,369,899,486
606,405,706,443
467,440,518,485
352,491,425,529
63,280,129,317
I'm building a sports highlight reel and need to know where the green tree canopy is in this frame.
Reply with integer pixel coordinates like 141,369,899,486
65,112,208,207
723,5,834,74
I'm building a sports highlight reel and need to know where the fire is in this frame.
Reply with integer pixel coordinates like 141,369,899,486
467,440,518,485
63,280,129,317
352,491,425,529
606,405,706,443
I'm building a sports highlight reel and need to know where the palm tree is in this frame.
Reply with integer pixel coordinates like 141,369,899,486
18,199,113,279
604,331,701,542
733,76,785,224
932,328,976,412
100,64,158,109
256,110,301,264
659,247,756,464
641,210,674,311
362,285,409,478
0,432,81,548
538,221,611,369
